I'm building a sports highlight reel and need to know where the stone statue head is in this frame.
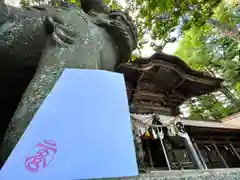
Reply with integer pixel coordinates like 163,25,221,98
80,0,138,61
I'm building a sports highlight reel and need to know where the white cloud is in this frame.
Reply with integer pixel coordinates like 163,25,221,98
116,0,127,8
5,0,20,6
163,41,179,55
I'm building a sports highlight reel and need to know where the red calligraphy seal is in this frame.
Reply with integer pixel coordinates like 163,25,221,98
25,140,57,172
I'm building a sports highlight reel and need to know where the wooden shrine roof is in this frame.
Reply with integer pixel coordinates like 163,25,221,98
184,119,240,130
117,52,223,115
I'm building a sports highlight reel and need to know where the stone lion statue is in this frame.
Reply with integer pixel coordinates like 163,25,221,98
0,0,137,166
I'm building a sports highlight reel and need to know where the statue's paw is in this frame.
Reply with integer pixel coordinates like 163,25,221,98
53,26,74,46
93,17,111,27
46,16,78,46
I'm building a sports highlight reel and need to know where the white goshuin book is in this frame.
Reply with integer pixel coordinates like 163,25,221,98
0,69,138,180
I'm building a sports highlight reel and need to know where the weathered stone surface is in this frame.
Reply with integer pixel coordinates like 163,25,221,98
119,169,240,180
0,1,137,167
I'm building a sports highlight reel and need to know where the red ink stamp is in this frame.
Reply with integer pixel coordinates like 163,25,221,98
25,140,57,172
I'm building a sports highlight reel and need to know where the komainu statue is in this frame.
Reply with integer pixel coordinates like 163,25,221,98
0,0,137,166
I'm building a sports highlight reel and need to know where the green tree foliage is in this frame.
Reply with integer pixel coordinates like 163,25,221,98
104,0,123,10
208,2,240,40
124,0,222,44
175,2,240,120
20,0,30,6
122,0,239,60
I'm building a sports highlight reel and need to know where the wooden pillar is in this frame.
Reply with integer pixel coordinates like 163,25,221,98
212,141,229,168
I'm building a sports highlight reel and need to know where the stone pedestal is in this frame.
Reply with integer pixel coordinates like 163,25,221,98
120,169,240,180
